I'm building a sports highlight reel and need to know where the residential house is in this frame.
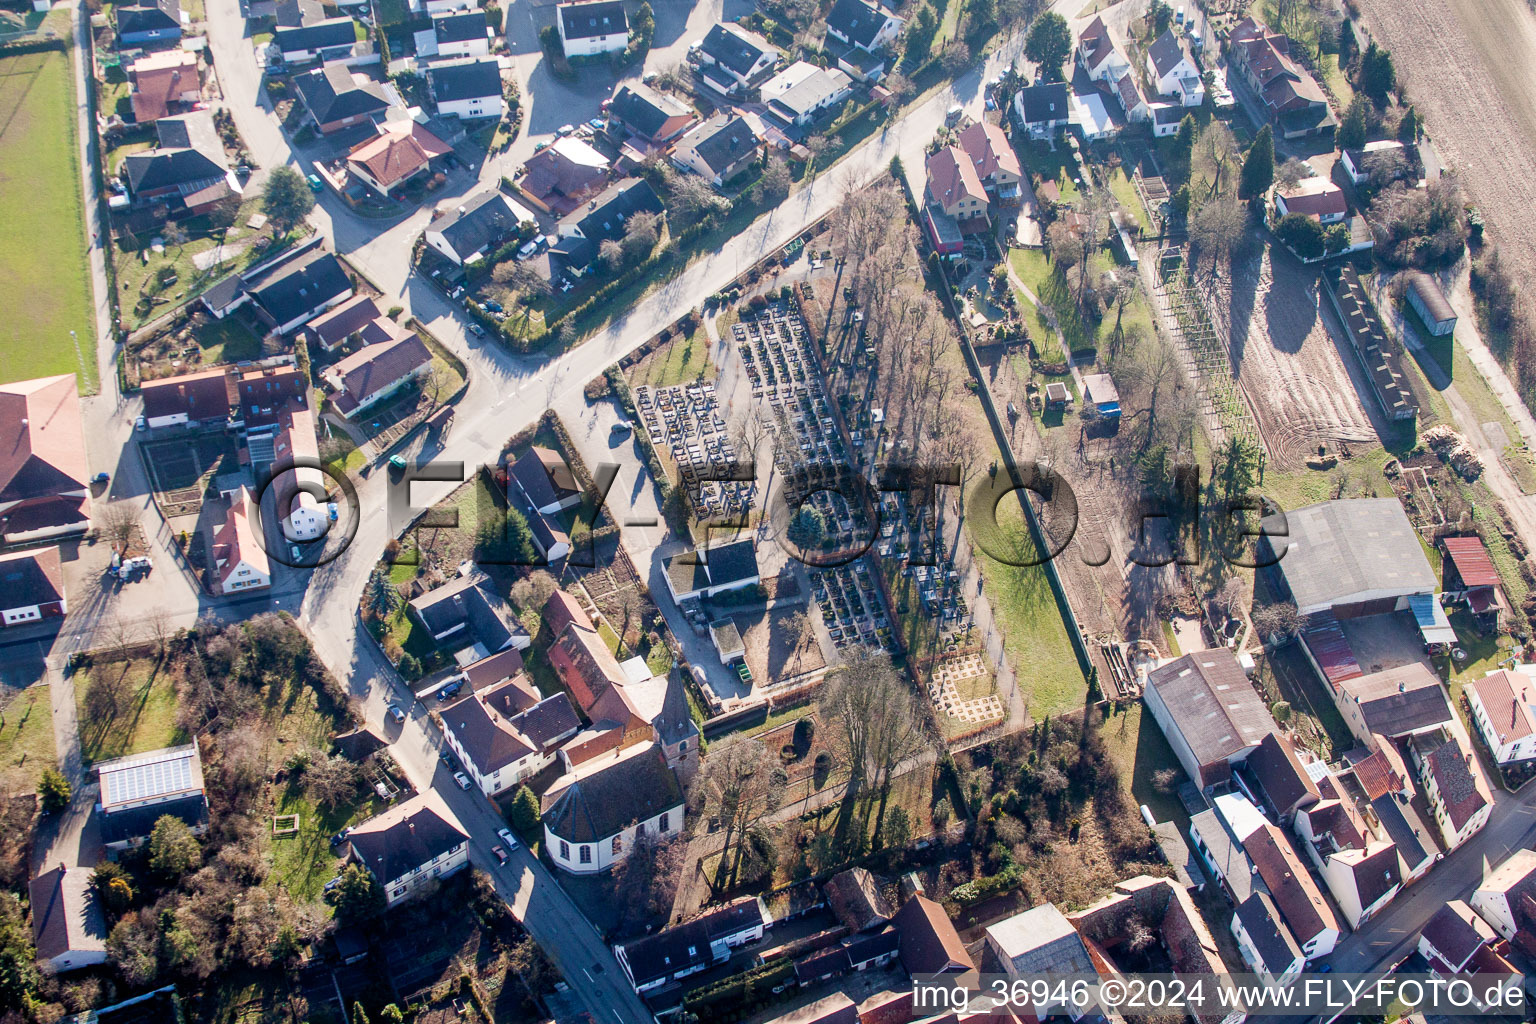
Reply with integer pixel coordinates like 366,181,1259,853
1076,15,1130,83
428,57,504,120
1145,30,1204,106
545,594,627,709
670,112,761,187
408,0,468,14
97,744,210,852
1418,901,1500,976
1227,17,1333,138
0,374,90,544
1243,817,1341,960
212,487,271,594
509,446,581,515
1115,73,1150,123
695,23,779,97
518,136,610,212
556,0,627,57
1013,82,1070,138
1239,732,1320,823
272,18,358,65
346,119,451,195
543,741,684,874
1341,139,1406,186
433,9,489,58
121,111,239,215
983,905,1094,1016
274,0,325,27
761,61,853,128
292,64,394,135
824,0,902,53
117,0,181,46
424,190,534,265
1188,795,1307,983
550,177,664,274
1258,498,1437,617
1330,663,1453,748
321,332,432,417
1143,648,1273,790
245,247,352,334
607,82,697,150
1440,534,1503,629
268,406,326,542
926,145,989,229
307,293,382,351
139,367,232,428
1412,732,1492,851
1469,848,1536,949
615,896,769,992
1407,271,1457,335
440,687,580,796
1466,668,1536,764
1151,102,1186,137
1328,753,1437,886
956,120,1022,205
347,792,470,906
440,647,530,699
824,867,893,933
1274,177,1346,223
0,548,67,627
662,538,760,602
1292,776,1402,928
128,49,201,124
1320,266,1419,425
891,894,973,975
28,865,108,974
407,568,531,660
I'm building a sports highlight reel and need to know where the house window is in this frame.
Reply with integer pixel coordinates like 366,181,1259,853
679,741,687,753
579,845,592,864
560,841,570,859
393,888,405,898
658,812,670,832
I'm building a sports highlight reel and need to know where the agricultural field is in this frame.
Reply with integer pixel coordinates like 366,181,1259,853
0,50,96,389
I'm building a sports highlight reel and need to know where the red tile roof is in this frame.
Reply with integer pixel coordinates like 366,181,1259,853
1469,670,1536,743
925,145,987,215
0,375,88,508
1243,822,1338,943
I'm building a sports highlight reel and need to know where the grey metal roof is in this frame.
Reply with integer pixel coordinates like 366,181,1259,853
1261,499,1436,613
1340,664,1453,738
1191,807,1256,903
1147,649,1274,770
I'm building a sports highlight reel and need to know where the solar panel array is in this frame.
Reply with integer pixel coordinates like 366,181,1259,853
102,750,195,806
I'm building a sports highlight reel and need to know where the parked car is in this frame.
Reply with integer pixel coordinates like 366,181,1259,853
329,828,350,847
516,240,539,260
453,771,471,790
557,123,575,136
482,300,503,313
389,454,407,469
491,845,508,864
134,415,147,431
92,472,109,485
438,681,464,700
587,118,604,131
307,174,324,193
387,703,406,723
468,323,485,336
610,421,632,437
497,828,519,851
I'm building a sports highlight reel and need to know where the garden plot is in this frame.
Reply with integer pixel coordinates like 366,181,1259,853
929,653,1004,730
1214,248,1383,470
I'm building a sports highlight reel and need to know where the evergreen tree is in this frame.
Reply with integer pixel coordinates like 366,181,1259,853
261,166,316,235
510,785,541,836
1397,106,1419,144
1358,42,1395,102
1239,125,1274,200
1338,95,1368,152
1172,115,1197,176
1023,13,1072,82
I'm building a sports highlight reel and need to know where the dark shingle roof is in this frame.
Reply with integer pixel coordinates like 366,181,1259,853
609,82,692,140
273,17,357,55
118,0,180,36
1147,30,1190,78
28,865,107,964
1349,842,1402,913
447,692,578,775
434,9,486,43
408,571,527,652
700,23,773,77
1016,82,1070,125
826,0,893,50
429,57,502,103
543,745,682,844
1425,738,1488,830
0,547,65,609
100,792,210,845
246,248,351,327
701,538,758,587
1235,892,1303,971
678,113,759,177
326,333,430,414
1245,732,1320,818
1420,901,1495,970
1340,664,1453,738
293,64,391,125
123,112,227,193
825,867,892,933
892,895,972,974
348,796,468,885
617,897,768,988
558,0,627,40
427,190,526,259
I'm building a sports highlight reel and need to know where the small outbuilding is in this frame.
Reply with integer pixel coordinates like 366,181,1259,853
1406,271,1457,336
1081,373,1121,419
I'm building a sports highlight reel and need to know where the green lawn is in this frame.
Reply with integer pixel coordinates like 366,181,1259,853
75,657,186,764
1100,703,1189,833
967,497,1087,718
1104,164,1150,233
629,332,717,388
1021,141,1084,207
1009,248,1152,358
0,51,97,390
268,782,372,901
0,686,56,793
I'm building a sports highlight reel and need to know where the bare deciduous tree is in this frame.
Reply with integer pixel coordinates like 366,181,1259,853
690,733,782,888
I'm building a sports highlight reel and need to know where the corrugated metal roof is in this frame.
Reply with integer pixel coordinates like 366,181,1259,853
1442,535,1501,588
